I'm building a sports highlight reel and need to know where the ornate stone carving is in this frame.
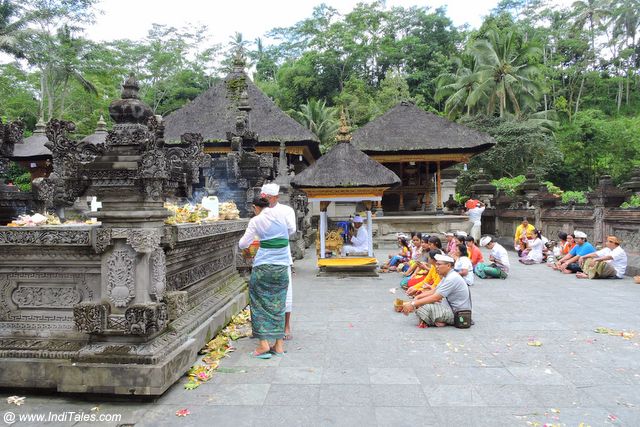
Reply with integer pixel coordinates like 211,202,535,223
12,285,81,308
164,291,188,321
106,247,136,307
73,302,110,333
150,248,167,299
166,253,235,291
124,303,168,335
93,228,112,253
126,228,161,253
0,228,92,246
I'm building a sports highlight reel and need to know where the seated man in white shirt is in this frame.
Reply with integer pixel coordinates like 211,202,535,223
341,215,369,256
577,235,627,279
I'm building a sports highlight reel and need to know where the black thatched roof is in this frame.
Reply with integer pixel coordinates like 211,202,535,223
163,69,319,148
352,101,496,153
11,120,50,159
292,128,400,188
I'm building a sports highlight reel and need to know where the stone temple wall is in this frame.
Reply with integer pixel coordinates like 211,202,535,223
0,220,248,395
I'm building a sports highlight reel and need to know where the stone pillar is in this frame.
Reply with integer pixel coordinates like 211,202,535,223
587,175,630,245
440,168,459,211
469,168,497,207
622,167,640,197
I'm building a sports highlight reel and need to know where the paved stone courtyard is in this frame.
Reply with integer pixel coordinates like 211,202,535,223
2,246,640,426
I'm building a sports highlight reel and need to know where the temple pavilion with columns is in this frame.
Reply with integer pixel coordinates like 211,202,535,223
352,101,496,213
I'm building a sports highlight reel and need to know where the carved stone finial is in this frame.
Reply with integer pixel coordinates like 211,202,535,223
335,108,351,144
121,74,140,99
96,115,107,132
109,74,153,124
34,116,46,134
232,49,246,73
622,166,640,195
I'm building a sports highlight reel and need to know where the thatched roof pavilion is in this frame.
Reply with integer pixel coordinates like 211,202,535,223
11,118,52,179
163,55,320,165
351,101,496,212
293,113,399,267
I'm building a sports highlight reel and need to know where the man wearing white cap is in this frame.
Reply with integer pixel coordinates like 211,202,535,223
342,215,369,256
475,236,510,279
402,253,471,327
553,230,596,274
261,182,297,340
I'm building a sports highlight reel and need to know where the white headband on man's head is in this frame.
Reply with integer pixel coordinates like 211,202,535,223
261,183,280,196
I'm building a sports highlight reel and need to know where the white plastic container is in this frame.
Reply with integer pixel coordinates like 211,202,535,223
202,196,219,219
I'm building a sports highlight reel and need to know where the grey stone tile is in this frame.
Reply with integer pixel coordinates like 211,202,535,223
253,406,318,427
210,366,275,384
507,366,569,385
527,385,600,407
473,384,541,407
276,350,326,368
318,384,372,406
371,384,427,407
375,406,439,426
461,367,521,385
368,367,419,385
137,404,256,427
584,385,640,407
423,384,486,407
315,406,378,426
322,366,370,384
263,384,320,406
272,367,323,384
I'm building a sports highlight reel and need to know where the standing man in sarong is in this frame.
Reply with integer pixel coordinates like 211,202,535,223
261,183,297,340
239,195,292,358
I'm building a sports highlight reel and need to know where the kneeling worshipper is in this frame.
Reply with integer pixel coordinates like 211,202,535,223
519,229,545,265
405,249,443,295
238,196,291,359
475,236,510,279
553,230,596,274
577,235,627,279
342,215,369,256
401,254,471,328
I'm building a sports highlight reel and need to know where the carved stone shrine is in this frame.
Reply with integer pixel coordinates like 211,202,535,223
0,76,248,395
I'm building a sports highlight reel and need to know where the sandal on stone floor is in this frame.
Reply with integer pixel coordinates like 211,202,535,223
249,350,272,359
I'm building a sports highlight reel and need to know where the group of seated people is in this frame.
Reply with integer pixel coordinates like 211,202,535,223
382,231,511,328
386,221,630,329
512,218,628,279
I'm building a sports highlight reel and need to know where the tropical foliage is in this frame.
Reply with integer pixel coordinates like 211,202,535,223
0,0,638,198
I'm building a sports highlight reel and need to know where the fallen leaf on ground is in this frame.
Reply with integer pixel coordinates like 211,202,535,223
527,340,543,347
90,406,100,412
7,396,25,406
389,288,397,294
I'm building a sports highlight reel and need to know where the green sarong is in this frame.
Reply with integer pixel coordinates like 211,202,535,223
249,264,289,340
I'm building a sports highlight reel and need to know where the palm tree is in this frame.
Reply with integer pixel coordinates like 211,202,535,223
466,29,543,118
572,0,611,63
434,57,480,119
289,99,338,152
52,25,98,118
0,0,28,58
611,0,639,106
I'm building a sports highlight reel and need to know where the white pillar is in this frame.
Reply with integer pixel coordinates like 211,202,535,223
366,209,373,257
320,211,326,259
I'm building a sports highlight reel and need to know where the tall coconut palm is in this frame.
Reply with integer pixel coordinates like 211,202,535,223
466,29,543,118
611,0,639,106
434,56,480,119
51,25,98,118
288,99,338,152
0,0,28,58
571,0,611,62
